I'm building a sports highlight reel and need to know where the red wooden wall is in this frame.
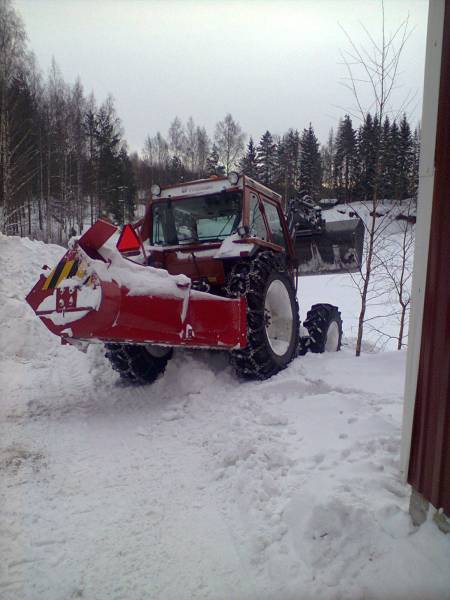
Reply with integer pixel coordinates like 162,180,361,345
408,0,450,516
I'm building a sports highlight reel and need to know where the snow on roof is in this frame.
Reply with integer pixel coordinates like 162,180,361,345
158,177,240,200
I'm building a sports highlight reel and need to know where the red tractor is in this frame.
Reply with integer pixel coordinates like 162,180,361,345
26,174,361,382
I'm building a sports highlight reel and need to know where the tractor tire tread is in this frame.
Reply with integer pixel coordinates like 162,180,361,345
228,251,299,380
303,303,343,353
105,343,172,384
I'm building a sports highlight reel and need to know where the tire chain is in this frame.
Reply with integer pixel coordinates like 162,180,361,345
105,344,135,379
105,343,172,384
224,251,287,298
225,251,296,380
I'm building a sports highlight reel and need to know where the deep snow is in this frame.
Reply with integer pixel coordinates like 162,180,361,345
1,234,449,600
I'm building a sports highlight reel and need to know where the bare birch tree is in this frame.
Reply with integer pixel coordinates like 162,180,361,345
339,1,411,355
214,113,245,175
168,116,185,161
0,0,33,233
372,199,415,349
184,116,197,173
195,126,210,176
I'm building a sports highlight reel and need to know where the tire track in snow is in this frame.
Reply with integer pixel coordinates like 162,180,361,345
2,235,450,600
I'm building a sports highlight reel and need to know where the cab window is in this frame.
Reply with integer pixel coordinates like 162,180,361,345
263,200,286,248
249,193,268,241
152,192,242,246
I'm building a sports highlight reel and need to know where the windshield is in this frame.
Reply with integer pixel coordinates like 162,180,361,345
152,192,242,246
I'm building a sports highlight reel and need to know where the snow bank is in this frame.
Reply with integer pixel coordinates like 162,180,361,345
0,234,110,408
0,234,68,363
0,234,449,600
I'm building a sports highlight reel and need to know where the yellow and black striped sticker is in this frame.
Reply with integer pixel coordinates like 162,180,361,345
42,259,85,291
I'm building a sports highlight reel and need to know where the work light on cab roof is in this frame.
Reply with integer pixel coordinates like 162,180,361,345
151,184,161,197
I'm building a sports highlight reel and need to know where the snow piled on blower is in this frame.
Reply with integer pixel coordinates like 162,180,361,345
0,234,449,600
85,237,192,299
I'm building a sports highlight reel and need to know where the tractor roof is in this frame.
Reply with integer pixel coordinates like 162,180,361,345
151,175,283,205
155,176,239,200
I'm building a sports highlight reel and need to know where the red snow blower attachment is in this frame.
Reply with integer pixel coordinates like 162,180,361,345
25,218,246,351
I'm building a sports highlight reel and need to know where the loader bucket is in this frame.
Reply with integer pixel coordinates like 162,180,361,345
294,218,364,275
25,220,247,350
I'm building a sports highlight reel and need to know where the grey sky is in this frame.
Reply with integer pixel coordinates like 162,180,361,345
16,0,428,153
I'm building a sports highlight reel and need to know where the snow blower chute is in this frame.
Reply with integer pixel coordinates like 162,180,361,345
26,174,359,383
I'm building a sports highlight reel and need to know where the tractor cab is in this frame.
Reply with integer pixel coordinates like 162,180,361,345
138,173,364,282
138,174,297,291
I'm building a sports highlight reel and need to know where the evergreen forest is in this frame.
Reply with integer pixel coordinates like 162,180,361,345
1,0,419,244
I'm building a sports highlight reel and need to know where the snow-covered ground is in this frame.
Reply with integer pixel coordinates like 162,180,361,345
1,234,449,600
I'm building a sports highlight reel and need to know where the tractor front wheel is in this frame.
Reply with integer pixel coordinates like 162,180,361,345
104,344,172,384
229,252,300,380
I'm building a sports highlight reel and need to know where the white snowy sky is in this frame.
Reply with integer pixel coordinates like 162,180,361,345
16,0,428,152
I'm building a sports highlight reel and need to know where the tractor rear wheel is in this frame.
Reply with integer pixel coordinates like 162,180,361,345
228,252,300,380
303,303,342,353
104,343,172,384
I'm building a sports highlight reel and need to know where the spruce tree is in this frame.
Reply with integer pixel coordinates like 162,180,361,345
206,144,224,176
398,114,413,200
95,98,122,219
168,155,184,183
276,129,300,204
389,120,401,199
411,125,420,199
240,137,258,178
256,131,277,186
299,124,322,198
356,113,379,202
107,147,137,225
333,115,357,202
379,116,392,199
321,128,335,198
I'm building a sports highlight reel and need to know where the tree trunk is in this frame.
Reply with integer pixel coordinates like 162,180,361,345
355,159,380,356
38,129,43,230
77,156,83,233
27,191,31,236
398,303,406,350
355,218,374,356
1,106,11,232
46,147,51,242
